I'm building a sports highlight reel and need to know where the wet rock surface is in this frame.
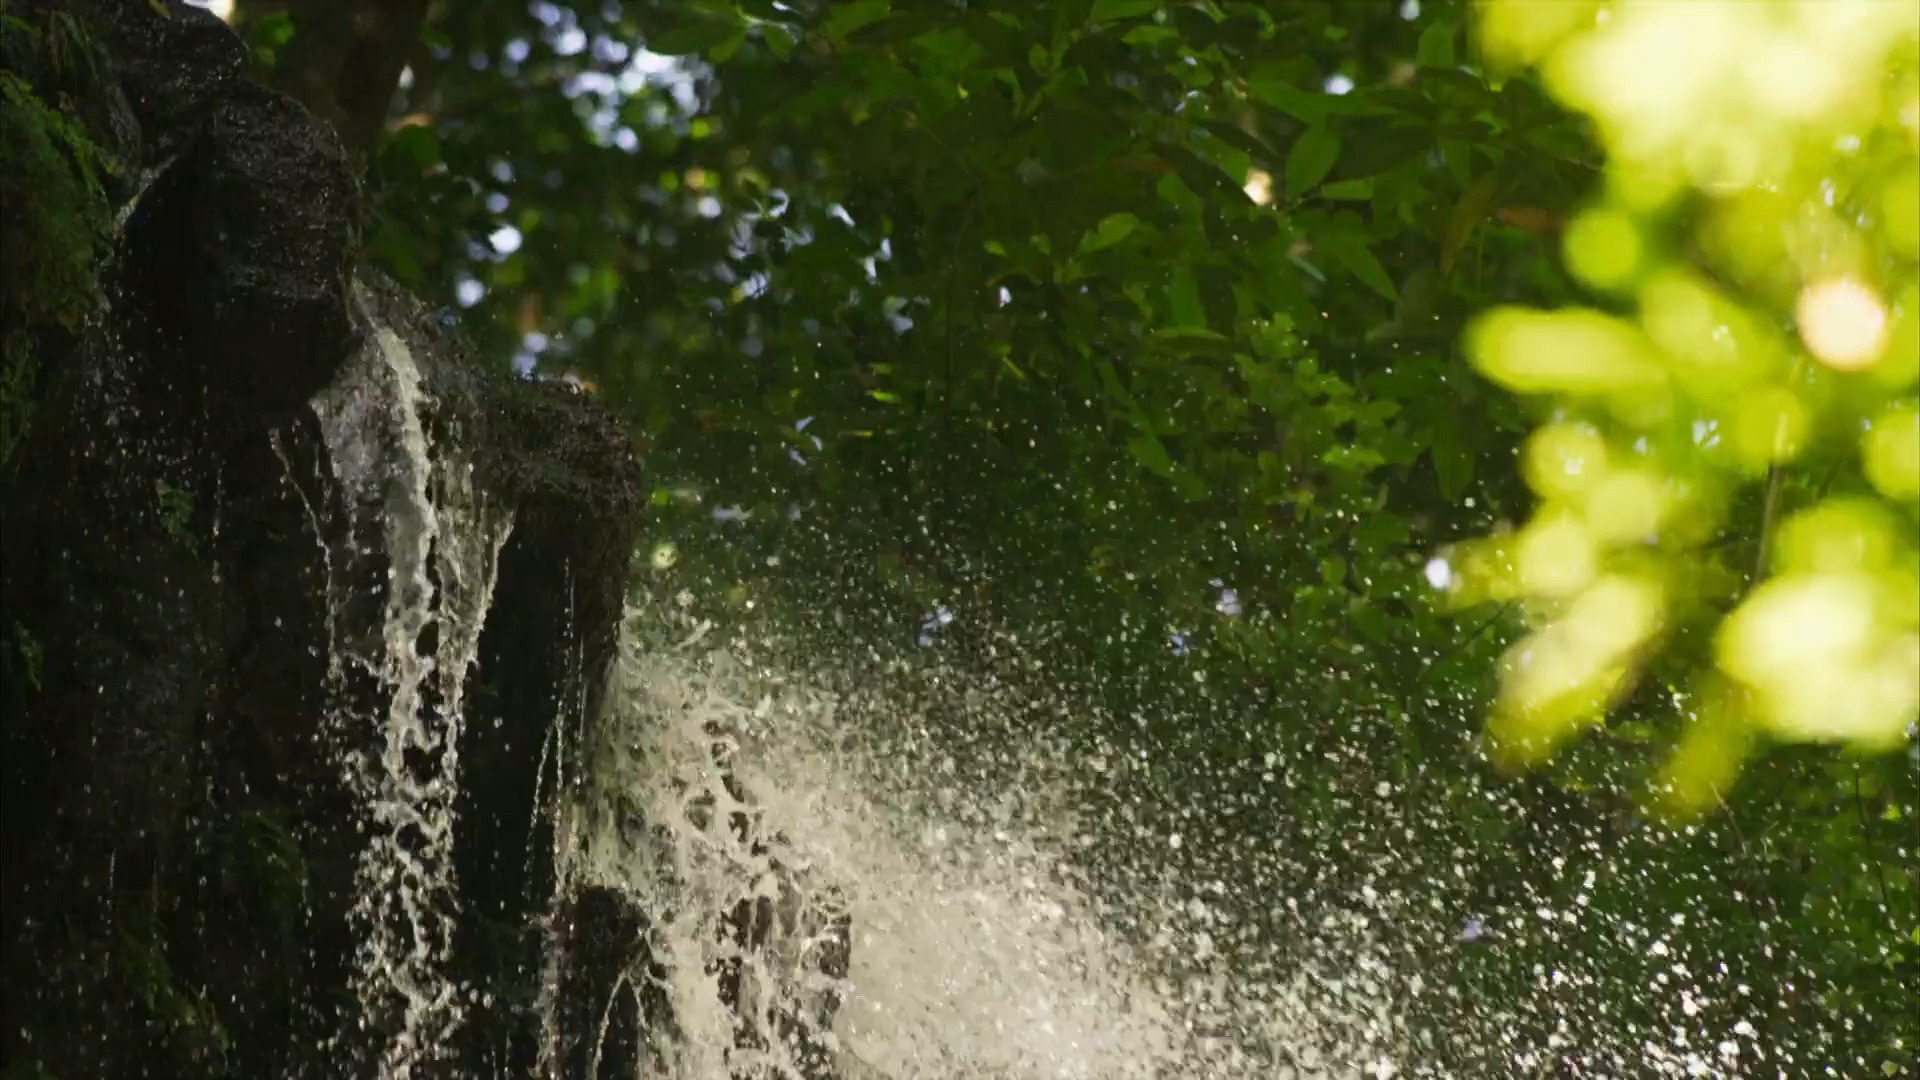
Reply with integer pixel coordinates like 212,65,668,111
121,78,359,426
0,3,645,1075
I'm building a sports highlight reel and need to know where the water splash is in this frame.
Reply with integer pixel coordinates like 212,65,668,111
300,296,1404,1076
314,289,514,1074
564,612,1409,1079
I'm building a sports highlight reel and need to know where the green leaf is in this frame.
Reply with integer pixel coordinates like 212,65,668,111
1157,140,1252,205
1285,125,1341,198
853,12,946,44
1079,212,1139,255
652,18,744,56
1319,177,1373,200
1122,24,1178,46
1351,599,1393,643
1199,120,1279,166
1169,266,1206,328
1322,443,1386,472
823,0,890,41
1090,0,1162,23
908,27,983,69
1443,172,1499,273
1430,418,1474,500
367,218,424,284
1151,326,1235,355
387,124,442,170
1394,268,1438,328
1319,227,1397,301
762,23,796,60
250,10,296,50
1096,360,1139,410
1416,21,1456,68
709,30,748,62
1247,63,1353,125
1128,433,1177,478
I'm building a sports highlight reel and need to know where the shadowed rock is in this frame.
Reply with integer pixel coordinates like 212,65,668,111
0,3,645,1075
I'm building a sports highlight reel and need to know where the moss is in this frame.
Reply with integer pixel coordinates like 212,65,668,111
203,804,308,931
113,904,234,1073
0,11,117,469
0,10,116,807
154,477,197,543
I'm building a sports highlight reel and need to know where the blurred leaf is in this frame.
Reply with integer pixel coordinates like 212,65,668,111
1089,0,1161,24
1285,125,1341,198
386,123,442,170
1128,432,1177,477
1157,140,1253,205
762,23,796,60
1416,21,1456,68
1443,173,1498,273
1151,326,1235,355
1079,212,1139,254
1431,416,1474,499
1318,226,1397,301
653,17,745,56
824,0,891,41
1320,177,1374,200
1169,266,1205,327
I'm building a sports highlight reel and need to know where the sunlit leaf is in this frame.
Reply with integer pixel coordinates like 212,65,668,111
1467,307,1662,395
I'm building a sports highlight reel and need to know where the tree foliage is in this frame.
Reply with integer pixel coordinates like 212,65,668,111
1448,0,1920,812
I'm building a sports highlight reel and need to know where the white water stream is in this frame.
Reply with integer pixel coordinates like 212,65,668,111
314,290,514,1075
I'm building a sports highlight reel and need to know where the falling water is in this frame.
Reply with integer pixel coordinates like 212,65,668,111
295,295,1405,1078
558,610,1410,1079
314,288,514,1075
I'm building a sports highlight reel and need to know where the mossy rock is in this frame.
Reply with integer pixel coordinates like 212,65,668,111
0,11,118,467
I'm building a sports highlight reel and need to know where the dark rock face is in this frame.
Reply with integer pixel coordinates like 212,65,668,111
122,79,359,426
0,3,644,1076
73,0,249,165
545,886,674,1078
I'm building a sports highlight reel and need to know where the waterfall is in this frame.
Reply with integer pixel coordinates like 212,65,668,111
557,612,1409,1079
313,287,514,1075
293,291,1404,1078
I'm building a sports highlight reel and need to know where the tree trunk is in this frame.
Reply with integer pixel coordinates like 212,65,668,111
233,0,428,158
